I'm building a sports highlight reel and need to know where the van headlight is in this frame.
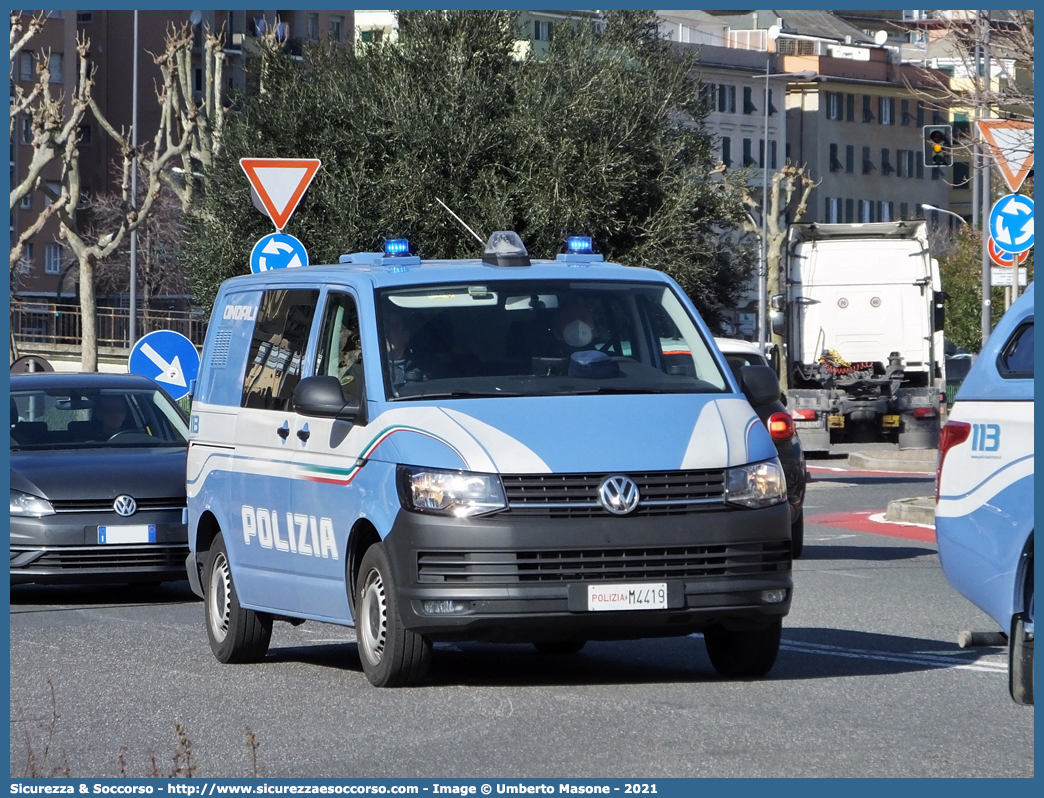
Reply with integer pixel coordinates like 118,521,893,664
725,459,787,508
10,489,55,518
397,466,507,518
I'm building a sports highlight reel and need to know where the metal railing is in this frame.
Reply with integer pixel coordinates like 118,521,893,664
10,302,208,350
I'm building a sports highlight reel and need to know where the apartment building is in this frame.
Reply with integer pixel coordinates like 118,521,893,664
10,9,355,304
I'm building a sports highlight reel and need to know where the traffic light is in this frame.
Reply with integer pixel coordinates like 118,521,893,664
923,124,952,167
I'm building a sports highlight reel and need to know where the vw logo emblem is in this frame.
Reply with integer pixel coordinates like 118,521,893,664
113,495,137,517
598,475,640,516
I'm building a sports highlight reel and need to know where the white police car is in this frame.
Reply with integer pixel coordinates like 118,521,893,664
936,282,1034,705
186,233,793,687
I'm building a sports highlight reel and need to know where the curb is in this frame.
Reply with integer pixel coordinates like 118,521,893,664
886,496,936,526
848,450,937,473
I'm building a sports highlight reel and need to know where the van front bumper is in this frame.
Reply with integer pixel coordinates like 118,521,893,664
381,502,792,642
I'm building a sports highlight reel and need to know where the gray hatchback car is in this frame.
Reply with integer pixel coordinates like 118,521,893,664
10,372,190,585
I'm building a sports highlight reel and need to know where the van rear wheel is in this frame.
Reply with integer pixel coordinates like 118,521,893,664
204,532,272,663
356,543,431,687
704,620,782,678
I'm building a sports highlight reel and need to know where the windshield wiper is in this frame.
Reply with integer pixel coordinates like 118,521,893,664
548,386,670,396
392,390,525,401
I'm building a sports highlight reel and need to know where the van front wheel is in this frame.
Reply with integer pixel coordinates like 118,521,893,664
204,532,272,663
356,543,431,687
704,620,782,678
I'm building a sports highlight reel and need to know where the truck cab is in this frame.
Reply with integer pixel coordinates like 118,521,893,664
775,221,945,452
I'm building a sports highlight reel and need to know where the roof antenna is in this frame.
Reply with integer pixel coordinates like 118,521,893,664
435,197,485,246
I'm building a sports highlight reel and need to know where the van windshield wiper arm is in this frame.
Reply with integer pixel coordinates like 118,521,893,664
392,390,524,401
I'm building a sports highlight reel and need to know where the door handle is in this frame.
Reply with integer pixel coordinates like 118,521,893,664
277,423,290,440
297,428,310,442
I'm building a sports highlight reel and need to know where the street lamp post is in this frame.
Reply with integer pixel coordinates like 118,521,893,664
920,203,967,227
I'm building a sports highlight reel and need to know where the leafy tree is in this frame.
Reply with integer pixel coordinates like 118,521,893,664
183,10,753,329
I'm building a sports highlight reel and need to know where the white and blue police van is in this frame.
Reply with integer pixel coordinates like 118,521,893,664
936,282,1034,705
186,233,793,687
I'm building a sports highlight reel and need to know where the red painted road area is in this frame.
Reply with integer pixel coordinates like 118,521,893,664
805,510,936,543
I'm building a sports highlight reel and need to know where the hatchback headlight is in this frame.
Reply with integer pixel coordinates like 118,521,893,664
10,489,55,518
725,459,787,508
397,465,507,518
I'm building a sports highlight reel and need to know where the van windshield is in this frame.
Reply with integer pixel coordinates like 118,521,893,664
377,280,728,400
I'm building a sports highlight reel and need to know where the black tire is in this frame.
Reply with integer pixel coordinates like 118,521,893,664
791,514,804,559
204,532,272,664
533,640,586,655
356,543,431,687
1009,611,1034,706
704,619,782,678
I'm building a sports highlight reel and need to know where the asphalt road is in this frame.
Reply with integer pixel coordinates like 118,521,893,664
9,465,1034,779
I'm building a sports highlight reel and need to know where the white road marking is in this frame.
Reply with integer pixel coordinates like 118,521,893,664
868,511,935,530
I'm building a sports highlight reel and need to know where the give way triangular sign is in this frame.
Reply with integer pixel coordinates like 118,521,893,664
240,158,322,231
977,120,1034,193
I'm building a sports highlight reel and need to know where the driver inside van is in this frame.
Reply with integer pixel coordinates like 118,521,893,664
552,299,598,352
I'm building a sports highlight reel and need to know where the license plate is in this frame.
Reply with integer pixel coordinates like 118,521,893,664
587,583,667,612
882,414,900,428
828,414,845,428
98,525,156,545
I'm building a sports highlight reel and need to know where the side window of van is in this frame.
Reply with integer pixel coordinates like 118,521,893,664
997,320,1033,379
242,289,320,411
314,292,365,403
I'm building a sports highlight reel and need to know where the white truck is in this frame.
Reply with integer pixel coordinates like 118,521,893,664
770,221,946,453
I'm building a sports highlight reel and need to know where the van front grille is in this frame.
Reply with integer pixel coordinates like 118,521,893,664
500,470,725,518
417,541,791,584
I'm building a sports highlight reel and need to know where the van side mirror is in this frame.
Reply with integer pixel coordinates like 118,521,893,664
293,376,367,425
770,311,785,336
769,294,785,312
739,364,781,408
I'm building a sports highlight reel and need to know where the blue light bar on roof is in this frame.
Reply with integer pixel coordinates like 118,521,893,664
566,236,593,254
384,238,410,256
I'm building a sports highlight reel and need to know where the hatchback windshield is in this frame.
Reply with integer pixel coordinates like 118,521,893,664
10,387,189,450
377,280,728,400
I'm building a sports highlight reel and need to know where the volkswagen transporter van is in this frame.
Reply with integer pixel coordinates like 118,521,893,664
186,233,793,687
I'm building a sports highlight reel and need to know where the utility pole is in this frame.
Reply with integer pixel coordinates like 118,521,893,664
971,23,980,229
979,10,992,346
129,10,139,349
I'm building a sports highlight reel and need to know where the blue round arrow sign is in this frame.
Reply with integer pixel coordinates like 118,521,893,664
128,330,201,401
250,232,309,274
989,194,1034,254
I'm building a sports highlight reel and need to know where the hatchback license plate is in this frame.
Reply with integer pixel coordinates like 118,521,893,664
588,583,668,612
98,525,156,545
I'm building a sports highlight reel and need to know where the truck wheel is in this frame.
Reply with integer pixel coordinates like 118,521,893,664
704,620,782,678
791,515,804,559
356,543,431,687
1009,610,1034,706
533,640,586,655
204,532,272,664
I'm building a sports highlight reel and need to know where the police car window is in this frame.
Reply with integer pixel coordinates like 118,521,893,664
242,289,320,411
315,292,364,404
998,320,1033,379
377,280,727,400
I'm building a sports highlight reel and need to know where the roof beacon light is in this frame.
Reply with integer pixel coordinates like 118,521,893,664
482,231,531,268
567,236,593,254
384,238,411,256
